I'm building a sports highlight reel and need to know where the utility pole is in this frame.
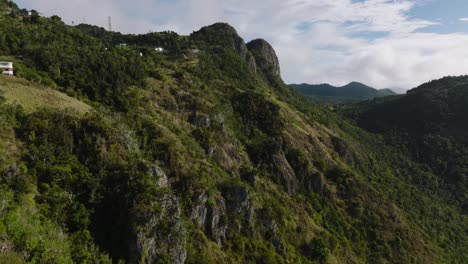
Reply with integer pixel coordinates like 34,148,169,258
108,16,112,32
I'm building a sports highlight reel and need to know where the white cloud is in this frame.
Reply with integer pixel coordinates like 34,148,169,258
337,33,468,89
459,17,468,22
14,0,468,89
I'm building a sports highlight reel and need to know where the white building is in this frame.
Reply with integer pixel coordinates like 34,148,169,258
155,47,164,52
0,62,13,76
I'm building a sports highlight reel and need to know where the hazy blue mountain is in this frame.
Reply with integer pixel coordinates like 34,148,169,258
289,81,396,104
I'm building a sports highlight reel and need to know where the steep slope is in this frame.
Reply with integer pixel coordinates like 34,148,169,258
0,2,466,263
290,82,396,104
339,76,468,205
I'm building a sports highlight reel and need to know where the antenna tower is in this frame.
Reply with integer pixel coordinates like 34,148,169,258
108,16,112,32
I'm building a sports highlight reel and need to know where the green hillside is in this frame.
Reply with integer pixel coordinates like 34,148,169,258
290,82,396,104
338,76,468,207
0,1,466,263
0,75,91,114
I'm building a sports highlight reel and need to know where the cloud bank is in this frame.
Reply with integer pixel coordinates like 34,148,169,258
15,0,468,89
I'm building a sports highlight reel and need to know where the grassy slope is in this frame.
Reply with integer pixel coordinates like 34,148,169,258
0,75,91,114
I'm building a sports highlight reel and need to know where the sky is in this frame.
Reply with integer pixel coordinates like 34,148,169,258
14,0,468,90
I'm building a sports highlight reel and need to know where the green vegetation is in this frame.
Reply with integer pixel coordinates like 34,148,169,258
338,76,468,210
0,75,91,114
290,82,396,104
0,1,466,263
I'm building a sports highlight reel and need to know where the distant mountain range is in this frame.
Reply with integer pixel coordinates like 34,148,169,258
289,81,396,104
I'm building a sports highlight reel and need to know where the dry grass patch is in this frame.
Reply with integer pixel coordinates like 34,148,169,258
0,76,91,115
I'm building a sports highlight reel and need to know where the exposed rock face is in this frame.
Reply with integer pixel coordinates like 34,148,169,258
222,185,255,236
213,141,248,172
148,164,169,188
247,39,281,77
310,172,327,194
272,151,298,194
282,147,329,194
191,192,227,245
331,136,355,166
191,23,257,72
205,198,228,245
129,194,187,264
256,208,286,256
247,55,257,73
189,112,211,128
191,186,256,244
129,165,186,264
191,192,208,228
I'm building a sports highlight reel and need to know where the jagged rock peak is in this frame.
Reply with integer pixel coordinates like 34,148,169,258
247,39,281,77
191,22,256,72
196,22,239,35
191,22,243,50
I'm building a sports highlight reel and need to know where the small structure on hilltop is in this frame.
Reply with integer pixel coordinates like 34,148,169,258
0,61,13,76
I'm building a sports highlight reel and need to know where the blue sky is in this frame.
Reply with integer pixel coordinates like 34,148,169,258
410,0,468,33
14,0,468,90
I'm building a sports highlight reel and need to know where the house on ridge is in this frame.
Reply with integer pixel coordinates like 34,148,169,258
0,61,14,76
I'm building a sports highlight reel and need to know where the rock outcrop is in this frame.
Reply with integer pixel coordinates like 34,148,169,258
129,194,187,264
221,185,255,236
272,151,298,194
191,191,227,245
191,23,257,72
331,136,355,166
148,164,169,188
189,112,211,128
247,39,281,77
129,165,187,264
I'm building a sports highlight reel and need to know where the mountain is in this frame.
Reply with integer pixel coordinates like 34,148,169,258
387,87,408,94
0,2,466,263
289,82,396,104
338,76,468,205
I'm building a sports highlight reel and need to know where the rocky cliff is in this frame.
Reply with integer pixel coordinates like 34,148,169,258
191,22,257,72
247,39,281,77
